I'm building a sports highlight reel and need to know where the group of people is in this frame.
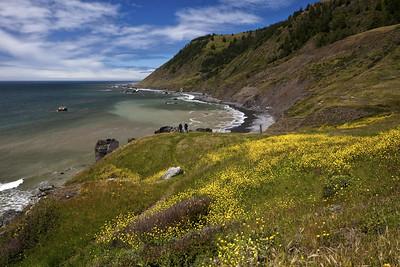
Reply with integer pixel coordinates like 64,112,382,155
178,123,189,133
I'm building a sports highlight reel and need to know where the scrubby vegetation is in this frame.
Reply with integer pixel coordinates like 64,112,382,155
1,1,400,266
1,116,400,265
140,0,400,133
143,0,400,81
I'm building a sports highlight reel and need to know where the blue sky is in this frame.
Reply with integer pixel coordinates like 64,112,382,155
0,0,318,81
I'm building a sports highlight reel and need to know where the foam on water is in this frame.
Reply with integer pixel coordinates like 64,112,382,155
138,88,166,93
179,93,247,131
0,178,24,192
223,105,247,129
178,93,210,104
0,189,32,215
0,179,33,215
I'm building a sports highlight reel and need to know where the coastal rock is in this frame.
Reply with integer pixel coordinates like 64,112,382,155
155,126,177,134
95,138,119,161
128,138,136,143
0,210,21,228
29,181,56,199
161,167,184,180
38,181,55,192
196,128,213,133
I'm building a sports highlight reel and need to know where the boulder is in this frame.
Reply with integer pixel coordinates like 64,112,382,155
196,128,213,133
128,138,136,143
161,167,184,180
30,181,56,198
38,181,55,192
0,210,21,228
155,126,177,134
95,138,119,161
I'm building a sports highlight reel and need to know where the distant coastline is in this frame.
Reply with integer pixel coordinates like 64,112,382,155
133,87,275,133
0,82,269,217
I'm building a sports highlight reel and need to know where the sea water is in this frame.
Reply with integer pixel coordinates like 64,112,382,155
0,81,248,215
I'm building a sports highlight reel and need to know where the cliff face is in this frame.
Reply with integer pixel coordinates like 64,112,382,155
140,0,400,130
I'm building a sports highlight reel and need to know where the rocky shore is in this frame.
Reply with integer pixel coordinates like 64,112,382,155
0,88,274,230
165,90,274,133
0,181,56,228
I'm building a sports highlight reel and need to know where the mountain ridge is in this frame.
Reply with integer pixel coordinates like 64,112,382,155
140,0,400,131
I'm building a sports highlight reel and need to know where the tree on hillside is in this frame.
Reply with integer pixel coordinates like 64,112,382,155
382,0,400,23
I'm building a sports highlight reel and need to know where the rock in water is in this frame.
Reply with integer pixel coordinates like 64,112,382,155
161,167,184,180
95,139,119,161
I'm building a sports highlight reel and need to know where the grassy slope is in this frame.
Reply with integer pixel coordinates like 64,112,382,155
140,0,400,130
141,24,400,130
1,1,400,265
1,118,400,266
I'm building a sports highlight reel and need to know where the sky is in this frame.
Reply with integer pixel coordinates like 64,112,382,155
0,0,318,81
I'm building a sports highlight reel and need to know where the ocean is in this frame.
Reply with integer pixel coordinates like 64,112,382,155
0,81,254,215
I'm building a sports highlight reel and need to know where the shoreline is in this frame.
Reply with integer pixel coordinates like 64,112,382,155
175,91,275,133
0,86,273,221
140,87,275,133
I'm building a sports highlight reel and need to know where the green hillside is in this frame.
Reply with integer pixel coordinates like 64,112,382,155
1,0,400,266
140,0,400,131
1,121,399,266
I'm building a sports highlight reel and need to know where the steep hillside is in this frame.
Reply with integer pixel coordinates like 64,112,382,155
1,1,400,266
140,0,400,130
1,122,400,266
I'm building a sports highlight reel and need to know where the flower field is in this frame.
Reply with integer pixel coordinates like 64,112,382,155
1,127,399,266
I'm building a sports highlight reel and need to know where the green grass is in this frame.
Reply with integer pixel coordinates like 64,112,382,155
1,122,400,266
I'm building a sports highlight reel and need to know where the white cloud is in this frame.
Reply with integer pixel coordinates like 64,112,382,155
0,0,285,80
0,28,149,81
0,0,117,34
0,65,150,81
112,6,262,45
52,0,118,30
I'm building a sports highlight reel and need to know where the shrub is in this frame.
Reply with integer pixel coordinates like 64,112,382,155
125,196,212,234
0,199,60,264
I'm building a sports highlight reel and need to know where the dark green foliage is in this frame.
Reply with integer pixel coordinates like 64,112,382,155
382,0,400,23
200,35,254,76
0,200,60,265
165,35,211,69
194,0,400,77
281,0,400,52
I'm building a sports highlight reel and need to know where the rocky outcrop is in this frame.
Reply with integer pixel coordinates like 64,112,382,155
32,181,56,198
154,126,178,134
95,139,119,161
161,167,184,180
0,210,21,228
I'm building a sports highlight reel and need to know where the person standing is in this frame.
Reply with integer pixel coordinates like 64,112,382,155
178,123,183,133
184,123,189,133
